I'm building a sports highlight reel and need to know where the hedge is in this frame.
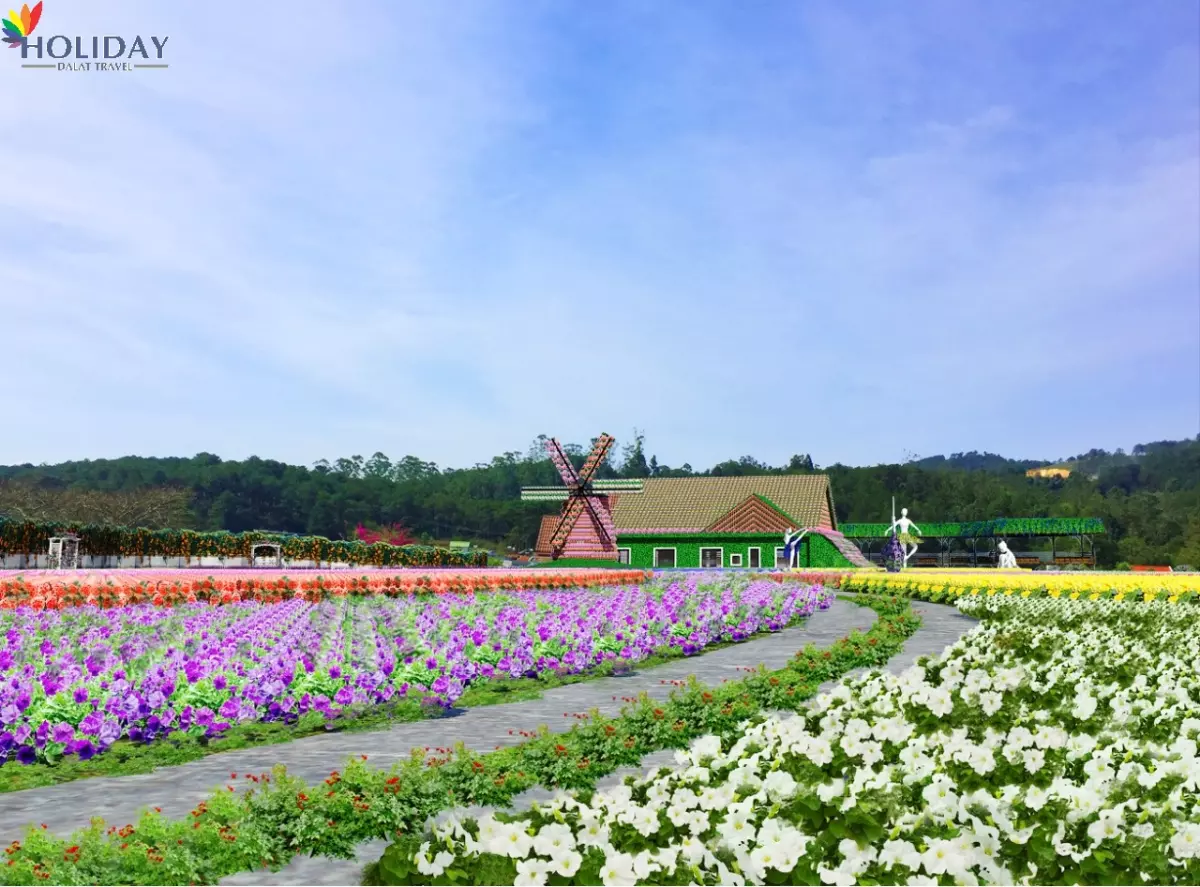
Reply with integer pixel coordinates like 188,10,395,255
0,519,488,568
839,517,1105,539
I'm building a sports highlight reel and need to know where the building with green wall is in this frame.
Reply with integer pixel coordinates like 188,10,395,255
534,474,871,569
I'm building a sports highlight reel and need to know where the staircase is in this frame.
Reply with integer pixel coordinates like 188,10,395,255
811,528,876,569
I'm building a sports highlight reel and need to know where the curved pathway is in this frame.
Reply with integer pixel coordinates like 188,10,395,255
221,598,978,886
0,597,977,886
0,598,874,843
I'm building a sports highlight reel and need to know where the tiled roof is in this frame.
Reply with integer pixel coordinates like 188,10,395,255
705,495,796,533
611,475,836,533
535,514,560,557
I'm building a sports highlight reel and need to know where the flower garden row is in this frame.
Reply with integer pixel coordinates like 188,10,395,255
0,593,919,886
0,570,651,610
0,576,827,769
839,568,1200,602
0,518,487,568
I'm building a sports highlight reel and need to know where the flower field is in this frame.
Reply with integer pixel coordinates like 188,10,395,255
0,575,830,769
372,594,1200,885
0,568,649,610
842,568,1200,603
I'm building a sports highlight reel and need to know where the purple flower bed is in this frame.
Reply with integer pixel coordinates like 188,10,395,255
0,575,831,767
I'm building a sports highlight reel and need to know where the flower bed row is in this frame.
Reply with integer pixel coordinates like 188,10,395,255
842,569,1200,603
368,595,1200,885
0,594,919,885
0,570,651,610
0,576,827,768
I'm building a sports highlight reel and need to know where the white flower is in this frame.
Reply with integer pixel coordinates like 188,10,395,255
548,850,582,877
920,838,965,876
690,734,722,761
415,843,455,878
1170,822,1200,859
1023,785,1049,811
816,778,845,803
924,687,954,717
717,808,756,848
1022,747,1046,773
678,834,705,863
1073,692,1099,720
762,769,798,799
513,857,551,887
879,839,921,871
576,817,610,849
495,822,534,859
979,690,1004,716
598,851,637,886
838,837,878,872
749,843,798,874
532,822,576,857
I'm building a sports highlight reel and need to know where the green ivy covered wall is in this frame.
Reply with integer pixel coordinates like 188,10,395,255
616,532,855,569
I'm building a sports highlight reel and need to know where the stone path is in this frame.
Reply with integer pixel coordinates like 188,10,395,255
220,598,978,886
0,598,874,844
0,596,976,886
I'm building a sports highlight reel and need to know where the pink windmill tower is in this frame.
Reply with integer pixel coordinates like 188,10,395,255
520,433,644,560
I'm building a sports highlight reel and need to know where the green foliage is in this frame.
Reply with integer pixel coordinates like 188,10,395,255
1,436,1196,569
840,517,1106,538
0,518,487,567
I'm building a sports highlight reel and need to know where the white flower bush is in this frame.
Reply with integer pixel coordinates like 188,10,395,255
390,597,1200,885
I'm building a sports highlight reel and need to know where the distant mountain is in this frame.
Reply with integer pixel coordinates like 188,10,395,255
910,452,1048,474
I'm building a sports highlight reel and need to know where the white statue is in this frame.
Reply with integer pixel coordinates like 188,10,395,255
997,540,1018,569
783,527,808,569
884,504,921,568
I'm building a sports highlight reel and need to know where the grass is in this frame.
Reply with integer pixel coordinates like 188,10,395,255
0,606,819,794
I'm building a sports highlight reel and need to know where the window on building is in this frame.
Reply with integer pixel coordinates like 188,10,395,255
653,548,676,568
730,553,743,567
748,548,761,568
617,548,631,564
775,547,788,567
700,548,722,568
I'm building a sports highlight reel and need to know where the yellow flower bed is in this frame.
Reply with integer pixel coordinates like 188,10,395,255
840,569,1200,604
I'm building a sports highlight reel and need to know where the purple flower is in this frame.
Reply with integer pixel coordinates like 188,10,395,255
16,744,37,764
51,723,74,744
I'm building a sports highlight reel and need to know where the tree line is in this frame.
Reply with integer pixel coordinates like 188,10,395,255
1,432,1197,567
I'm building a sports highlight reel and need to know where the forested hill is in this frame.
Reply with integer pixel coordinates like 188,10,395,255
1,434,1198,567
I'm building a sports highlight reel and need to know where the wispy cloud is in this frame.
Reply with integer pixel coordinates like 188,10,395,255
2,0,1196,470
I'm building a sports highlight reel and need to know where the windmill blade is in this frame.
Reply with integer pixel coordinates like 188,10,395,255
546,438,582,488
549,494,586,551
520,487,571,502
577,433,615,486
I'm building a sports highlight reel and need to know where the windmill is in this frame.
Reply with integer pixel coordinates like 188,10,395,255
520,433,644,560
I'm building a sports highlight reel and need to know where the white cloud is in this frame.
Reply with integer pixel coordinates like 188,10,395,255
0,0,1195,470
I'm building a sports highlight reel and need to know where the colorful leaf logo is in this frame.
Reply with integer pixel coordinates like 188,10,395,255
2,2,43,49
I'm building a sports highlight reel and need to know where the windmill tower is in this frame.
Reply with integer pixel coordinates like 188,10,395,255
520,433,644,560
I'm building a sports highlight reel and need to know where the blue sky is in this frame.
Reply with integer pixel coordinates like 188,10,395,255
2,0,1197,471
